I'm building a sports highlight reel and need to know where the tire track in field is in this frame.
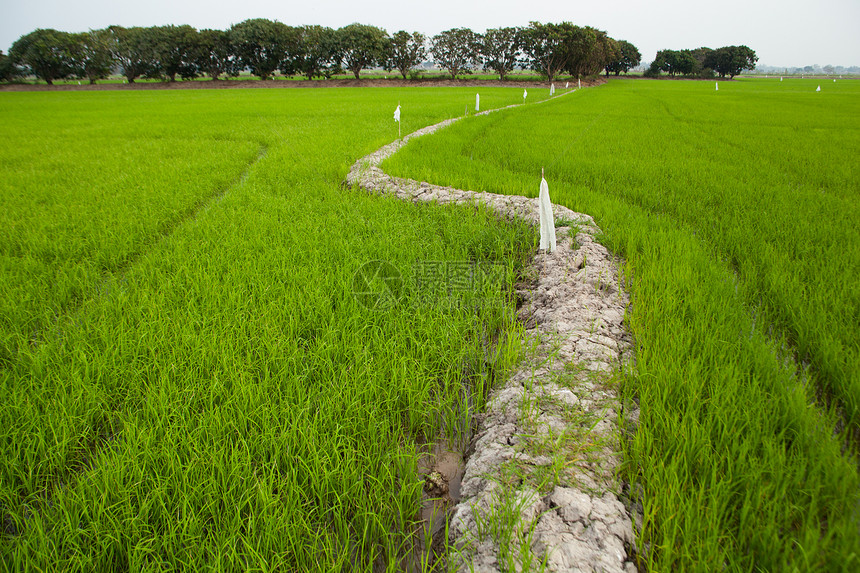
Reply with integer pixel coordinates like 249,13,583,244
346,92,640,573
14,143,268,361
1,143,269,541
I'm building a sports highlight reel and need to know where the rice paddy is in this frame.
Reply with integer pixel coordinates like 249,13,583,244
2,77,858,571
384,77,860,570
0,87,545,570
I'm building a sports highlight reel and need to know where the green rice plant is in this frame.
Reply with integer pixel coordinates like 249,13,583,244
384,77,860,571
0,86,550,570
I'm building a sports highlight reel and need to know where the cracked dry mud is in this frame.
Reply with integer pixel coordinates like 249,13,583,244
347,95,640,572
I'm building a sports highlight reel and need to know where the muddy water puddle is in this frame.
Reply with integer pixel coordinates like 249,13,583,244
405,439,466,571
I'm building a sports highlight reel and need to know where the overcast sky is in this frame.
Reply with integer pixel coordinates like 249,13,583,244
3,0,858,68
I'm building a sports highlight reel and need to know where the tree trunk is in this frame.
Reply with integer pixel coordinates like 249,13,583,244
353,68,361,79
89,78,96,85
45,78,53,85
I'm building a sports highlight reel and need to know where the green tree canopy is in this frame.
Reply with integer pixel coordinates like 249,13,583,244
521,22,575,82
337,23,388,79
480,27,523,81
705,45,758,78
387,31,425,79
605,39,641,75
0,50,21,82
195,29,237,80
9,28,77,84
69,29,115,84
653,49,697,76
291,25,340,80
229,19,293,80
569,28,617,78
689,47,714,73
110,26,159,83
152,25,200,81
430,28,480,80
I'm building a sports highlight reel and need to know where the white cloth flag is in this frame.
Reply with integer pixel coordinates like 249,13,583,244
578,78,581,89
550,83,555,95
476,93,480,111
566,81,569,89
393,104,401,122
715,82,719,91
816,85,821,92
539,176,556,252
523,89,528,101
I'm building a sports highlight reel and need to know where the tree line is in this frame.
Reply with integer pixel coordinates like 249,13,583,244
0,20,641,85
645,46,758,79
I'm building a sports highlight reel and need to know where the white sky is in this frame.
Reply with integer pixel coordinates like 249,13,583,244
3,0,858,68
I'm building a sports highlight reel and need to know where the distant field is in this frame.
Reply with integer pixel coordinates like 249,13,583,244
0,87,546,570
385,77,860,570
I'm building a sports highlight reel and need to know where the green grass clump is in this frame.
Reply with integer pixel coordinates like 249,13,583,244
384,77,860,570
0,87,547,569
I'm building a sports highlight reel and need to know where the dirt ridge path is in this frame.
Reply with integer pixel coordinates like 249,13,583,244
346,92,639,572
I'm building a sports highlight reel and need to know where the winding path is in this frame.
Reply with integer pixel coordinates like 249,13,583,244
346,93,640,572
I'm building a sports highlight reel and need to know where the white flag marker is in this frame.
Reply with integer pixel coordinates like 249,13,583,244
539,168,556,253
780,77,783,81
476,93,480,112
550,83,555,96
394,103,401,137
523,88,528,103
578,78,581,89
715,82,719,91
816,85,821,92
565,81,570,89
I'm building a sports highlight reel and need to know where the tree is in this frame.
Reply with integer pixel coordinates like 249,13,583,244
110,26,159,83
290,25,340,79
338,23,389,79
9,29,77,84
0,50,22,82
387,31,425,79
653,49,696,76
229,19,292,80
689,47,713,73
704,46,757,78
480,27,523,81
571,28,617,78
521,22,576,82
604,40,641,76
70,29,115,84
152,25,200,81
195,29,237,80
430,28,480,79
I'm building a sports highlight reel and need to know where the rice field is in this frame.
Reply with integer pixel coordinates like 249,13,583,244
2,78,858,571
384,77,860,570
0,87,546,570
